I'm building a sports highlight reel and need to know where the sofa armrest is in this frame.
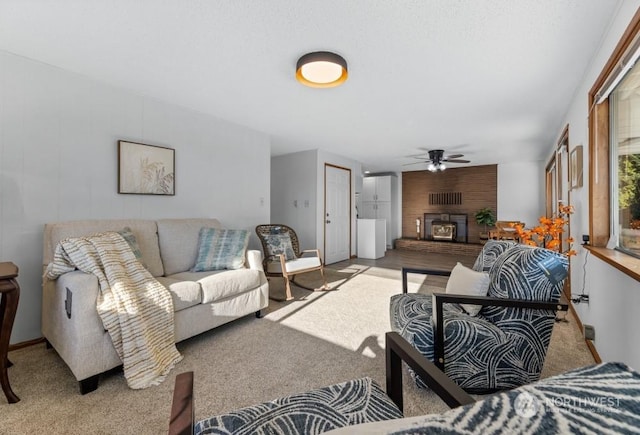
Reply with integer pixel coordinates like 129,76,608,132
47,271,101,326
401,267,452,293
246,250,264,271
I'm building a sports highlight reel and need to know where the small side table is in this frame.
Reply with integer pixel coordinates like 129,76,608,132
0,262,20,403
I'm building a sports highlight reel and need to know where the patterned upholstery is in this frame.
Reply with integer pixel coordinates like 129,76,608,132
194,377,403,435
325,362,640,434
390,240,569,393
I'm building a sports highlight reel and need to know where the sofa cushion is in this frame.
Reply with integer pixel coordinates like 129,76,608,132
191,228,249,271
157,218,222,275
43,219,164,277
169,269,263,304
155,277,202,312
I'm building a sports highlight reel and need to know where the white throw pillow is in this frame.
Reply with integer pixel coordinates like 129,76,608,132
444,262,491,316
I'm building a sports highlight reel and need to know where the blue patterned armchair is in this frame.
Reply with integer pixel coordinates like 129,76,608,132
390,240,570,394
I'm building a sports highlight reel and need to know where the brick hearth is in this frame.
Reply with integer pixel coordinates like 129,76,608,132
395,238,483,257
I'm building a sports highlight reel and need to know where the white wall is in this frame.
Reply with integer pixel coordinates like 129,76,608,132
0,51,271,344
497,161,545,227
550,0,640,368
270,150,318,250
271,149,362,261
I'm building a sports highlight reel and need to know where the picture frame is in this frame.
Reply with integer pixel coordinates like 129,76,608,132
570,145,583,190
118,140,175,195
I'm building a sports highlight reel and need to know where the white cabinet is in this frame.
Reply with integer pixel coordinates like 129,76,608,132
362,176,392,202
357,219,386,259
360,175,397,248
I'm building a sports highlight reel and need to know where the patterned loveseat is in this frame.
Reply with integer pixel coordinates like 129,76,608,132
390,240,569,393
42,218,269,393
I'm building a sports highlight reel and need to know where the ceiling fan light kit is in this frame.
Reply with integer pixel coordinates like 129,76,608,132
403,148,471,171
296,51,348,88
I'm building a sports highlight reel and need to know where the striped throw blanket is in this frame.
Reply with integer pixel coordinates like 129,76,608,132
44,231,182,389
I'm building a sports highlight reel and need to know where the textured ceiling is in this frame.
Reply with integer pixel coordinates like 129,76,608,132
0,1,623,173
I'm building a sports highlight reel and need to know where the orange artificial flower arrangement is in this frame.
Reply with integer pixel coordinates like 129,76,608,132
514,205,576,257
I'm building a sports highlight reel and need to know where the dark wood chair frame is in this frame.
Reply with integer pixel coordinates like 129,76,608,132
401,267,569,371
255,224,327,301
168,331,475,435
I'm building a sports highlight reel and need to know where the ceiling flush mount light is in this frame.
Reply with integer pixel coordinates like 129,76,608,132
296,51,348,88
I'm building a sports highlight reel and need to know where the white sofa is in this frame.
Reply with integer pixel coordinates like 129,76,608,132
41,218,269,393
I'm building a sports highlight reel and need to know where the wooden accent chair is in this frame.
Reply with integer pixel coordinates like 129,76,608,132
255,224,327,301
489,220,523,241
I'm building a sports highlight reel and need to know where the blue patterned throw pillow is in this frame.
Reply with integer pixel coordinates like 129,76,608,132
263,233,296,261
117,227,147,268
191,228,249,271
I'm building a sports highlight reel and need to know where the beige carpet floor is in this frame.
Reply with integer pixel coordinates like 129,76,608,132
1,264,594,434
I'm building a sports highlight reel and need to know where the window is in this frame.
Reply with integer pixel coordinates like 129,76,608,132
588,8,640,280
611,73,640,257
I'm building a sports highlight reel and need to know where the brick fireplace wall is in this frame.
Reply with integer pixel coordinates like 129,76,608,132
402,165,497,244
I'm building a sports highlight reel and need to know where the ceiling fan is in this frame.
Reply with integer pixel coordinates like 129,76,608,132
404,149,471,172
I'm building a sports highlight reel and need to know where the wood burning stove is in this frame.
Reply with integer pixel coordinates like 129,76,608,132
424,213,468,242
431,221,457,241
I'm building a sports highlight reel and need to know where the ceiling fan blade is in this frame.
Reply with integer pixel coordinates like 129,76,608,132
402,161,429,166
444,159,471,163
444,154,464,159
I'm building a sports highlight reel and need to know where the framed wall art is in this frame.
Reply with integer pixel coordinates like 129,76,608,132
570,145,583,190
118,140,175,195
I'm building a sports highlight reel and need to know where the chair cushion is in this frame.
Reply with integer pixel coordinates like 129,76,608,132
191,228,249,271
472,239,517,272
284,256,322,273
444,262,490,316
194,377,403,435
263,233,296,261
488,244,567,299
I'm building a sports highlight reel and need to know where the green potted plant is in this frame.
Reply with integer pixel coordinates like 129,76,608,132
475,207,496,240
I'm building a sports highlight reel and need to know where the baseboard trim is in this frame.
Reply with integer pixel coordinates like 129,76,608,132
567,299,601,364
586,340,602,363
8,337,45,352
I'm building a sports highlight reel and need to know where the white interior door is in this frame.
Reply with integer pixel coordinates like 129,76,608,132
325,164,351,264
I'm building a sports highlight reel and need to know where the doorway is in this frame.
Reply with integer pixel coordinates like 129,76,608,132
324,164,351,264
